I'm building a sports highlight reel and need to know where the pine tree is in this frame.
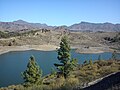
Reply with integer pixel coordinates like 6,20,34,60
98,55,102,61
70,58,78,70
54,36,72,78
111,51,117,60
89,59,93,66
83,60,88,65
22,55,42,86
51,67,56,75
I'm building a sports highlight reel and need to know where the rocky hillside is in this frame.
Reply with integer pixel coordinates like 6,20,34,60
0,20,54,32
0,30,119,52
69,22,120,32
0,20,120,32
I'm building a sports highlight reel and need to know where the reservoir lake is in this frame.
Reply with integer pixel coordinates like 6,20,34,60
0,49,120,87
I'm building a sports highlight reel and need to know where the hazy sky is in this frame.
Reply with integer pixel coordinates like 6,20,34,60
0,0,120,26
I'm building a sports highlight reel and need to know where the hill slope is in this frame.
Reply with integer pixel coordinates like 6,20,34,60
69,22,120,32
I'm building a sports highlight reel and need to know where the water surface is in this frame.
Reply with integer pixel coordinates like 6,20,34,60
0,50,119,87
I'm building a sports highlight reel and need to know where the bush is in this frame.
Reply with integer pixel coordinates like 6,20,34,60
60,77,79,90
49,77,65,89
8,42,12,46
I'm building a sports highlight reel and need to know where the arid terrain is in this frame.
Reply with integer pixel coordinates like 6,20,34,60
0,29,119,54
0,20,120,54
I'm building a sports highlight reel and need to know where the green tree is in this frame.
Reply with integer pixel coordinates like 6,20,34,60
83,60,88,65
98,55,102,61
70,58,78,70
89,59,93,66
51,67,56,75
22,56,42,86
111,51,117,60
54,36,73,78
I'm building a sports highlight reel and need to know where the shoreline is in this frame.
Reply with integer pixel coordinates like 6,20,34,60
0,45,59,55
0,45,117,55
75,46,115,54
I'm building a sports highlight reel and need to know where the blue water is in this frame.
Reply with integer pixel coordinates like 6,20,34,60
0,49,119,87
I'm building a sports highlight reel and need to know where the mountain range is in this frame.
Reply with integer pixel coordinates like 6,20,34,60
0,20,120,32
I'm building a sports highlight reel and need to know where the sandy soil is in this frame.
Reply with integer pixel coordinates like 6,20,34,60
75,46,114,54
0,44,115,55
0,45,59,55
0,31,119,54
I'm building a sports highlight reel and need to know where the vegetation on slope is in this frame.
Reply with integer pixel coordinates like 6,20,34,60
0,30,40,39
104,32,120,43
1,59,119,90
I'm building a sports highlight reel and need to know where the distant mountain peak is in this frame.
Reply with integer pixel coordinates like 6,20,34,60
103,22,113,24
81,21,89,23
0,20,120,32
13,19,28,24
69,21,120,32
